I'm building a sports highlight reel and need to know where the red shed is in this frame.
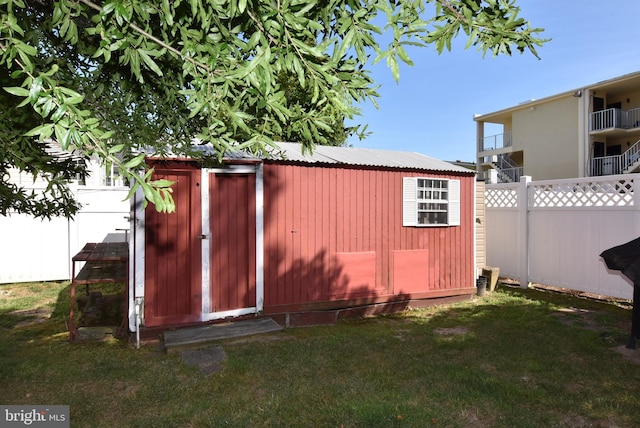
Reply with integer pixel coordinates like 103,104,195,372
129,143,476,331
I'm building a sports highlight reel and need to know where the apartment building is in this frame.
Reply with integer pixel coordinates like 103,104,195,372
475,71,640,183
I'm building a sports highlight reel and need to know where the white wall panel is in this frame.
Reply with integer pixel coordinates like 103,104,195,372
485,209,521,278
0,186,129,284
485,174,640,300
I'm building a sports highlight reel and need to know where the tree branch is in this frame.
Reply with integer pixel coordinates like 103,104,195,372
76,0,212,75
437,0,467,24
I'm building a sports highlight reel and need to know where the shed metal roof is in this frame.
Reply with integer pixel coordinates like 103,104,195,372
263,142,473,174
175,141,473,174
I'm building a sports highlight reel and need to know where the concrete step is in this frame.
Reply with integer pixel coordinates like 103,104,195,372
163,317,283,353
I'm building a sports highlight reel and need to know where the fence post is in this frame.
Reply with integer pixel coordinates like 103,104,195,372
67,181,80,281
633,178,640,240
519,176,532,289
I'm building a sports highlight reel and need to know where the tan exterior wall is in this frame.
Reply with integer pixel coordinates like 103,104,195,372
607,136,640,152
604,89,640,110
512,96,580,180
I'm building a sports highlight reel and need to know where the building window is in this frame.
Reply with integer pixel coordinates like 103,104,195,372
403,177,460,226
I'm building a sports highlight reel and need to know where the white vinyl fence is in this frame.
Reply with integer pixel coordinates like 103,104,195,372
0,185,130,284
485,174,640,300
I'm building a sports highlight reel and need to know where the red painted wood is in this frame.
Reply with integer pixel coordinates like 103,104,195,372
292,166,302,303
331,251,377,298
144,163,202,326
262,163,475,308
392,249,429,294
144,160,475,327
321,168,332,298
210,173,256,312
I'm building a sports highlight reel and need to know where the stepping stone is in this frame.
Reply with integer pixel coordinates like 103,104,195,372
180,346,227,374
163,317,283,353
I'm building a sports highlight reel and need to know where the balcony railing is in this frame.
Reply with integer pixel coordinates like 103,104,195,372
494,154,523,183
498,167,524,183
478,167,524,184
590,107,640,132
590,139,640,176
480,132,512,151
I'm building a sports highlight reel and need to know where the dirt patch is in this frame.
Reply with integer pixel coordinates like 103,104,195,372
458,407,498,428
10,307,52,328
551,308,640,364
614,345,640,365
501,279,632,308
434,327,468,336
551,307,606,332
393,329,412,341
180,346,227,374
112,380,141,399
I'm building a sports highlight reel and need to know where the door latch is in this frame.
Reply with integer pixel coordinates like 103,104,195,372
197,234,208,240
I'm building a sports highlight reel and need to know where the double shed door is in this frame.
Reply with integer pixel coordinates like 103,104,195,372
144,165,257,327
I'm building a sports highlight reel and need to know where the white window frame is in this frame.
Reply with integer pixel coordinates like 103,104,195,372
403,177,460,227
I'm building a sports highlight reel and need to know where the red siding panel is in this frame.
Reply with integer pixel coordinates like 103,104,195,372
332,251,377,298
262,163,475,309
144,163,202,326
392,249,429,294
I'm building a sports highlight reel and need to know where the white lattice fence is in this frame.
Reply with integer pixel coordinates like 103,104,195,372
486,184,519,208
484,174,640,300
530,176,635,208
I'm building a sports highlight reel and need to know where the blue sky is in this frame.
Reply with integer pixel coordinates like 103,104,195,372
346,0,640,162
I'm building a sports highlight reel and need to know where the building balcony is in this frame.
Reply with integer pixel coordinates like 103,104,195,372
590,108,640,135
589,140,640,176
479,132,512,153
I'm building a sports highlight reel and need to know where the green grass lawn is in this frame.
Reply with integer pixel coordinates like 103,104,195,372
1,281,639,427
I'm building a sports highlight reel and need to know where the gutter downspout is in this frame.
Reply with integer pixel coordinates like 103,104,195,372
256,163,264,313
129,185,146,348
134,297,143,349
578,89,588,177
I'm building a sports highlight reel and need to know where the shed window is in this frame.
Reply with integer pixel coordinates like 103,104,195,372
403,178,460,226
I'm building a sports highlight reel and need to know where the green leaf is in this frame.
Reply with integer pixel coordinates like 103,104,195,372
4,86,29,97
55,124,73,150
138,49,163,76
388,55,400,82
64,93,85,105
122,153,146,169
24,123,54,138
15,41,37,57
97,130,114,141
154,192,166,212
38,96,55,117
101,1,116,15
28,77,43,103
396,45,413,66
161,0,173,26
50,104,68,122
141,181,155,204
150,179,175,188
108,144,125,154
125,181,140,202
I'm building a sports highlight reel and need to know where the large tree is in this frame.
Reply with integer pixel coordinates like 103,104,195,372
0,0,545,218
